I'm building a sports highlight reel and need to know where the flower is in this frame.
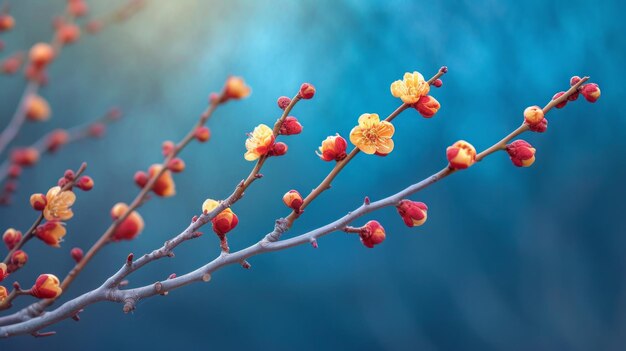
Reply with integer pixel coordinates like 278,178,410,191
523,106,545,127
31,274,62,299
396,200,428,227
446,140,477,169
390,71,430,104
202,199,239,236
506,140,536,167
11,250,28,268
110,203,145,241
349,113,395,155
3,228,22,250
581,83,601,103
414,95,441,118
279,116,303,135
0,286,7,303
43,186,75,221
360,220,386,248
30,193,47,211
35,221,66,247
224,76,251,100
25,95,51,121
282,190,303,213
0,263,8,283
46,129,69,152
148,164,176,197
317,135,348,162
244,124,275,161
299,83,316,99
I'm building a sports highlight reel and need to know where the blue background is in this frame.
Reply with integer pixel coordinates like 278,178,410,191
0,0,624,350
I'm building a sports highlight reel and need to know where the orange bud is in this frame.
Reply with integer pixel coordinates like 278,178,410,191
162,140,175,156
316,134,348,162
396,200,428,227
223,76,251,101
110,203,145,241
11,250,28,268
134,171,148,188
70,247,83,262
1,52,23,74
3,228,22,250
581,83,601,103
551,92,567,109
268,142,288,156
68,0,89,17
30,193,47,211
46,129,69,152
277,96,291,110
29,43,55,67
413,95,440,118
506,140,536,167
282,190,303,213
76,176,94,191
194,126,211,142
203,200,238,236
167,158,185,173
299,83,315,99
85,20,103,34
0,286,7,303
148,164,176,197
212,210,238,237
360,220,386,248
31,274,62,299
0,263,8,282
10,147,40,167
8,164,22,178
446,140,476,169
56,24,81,45
88,122,106,137
0,14,14,32
523,105,544,126
25,95,51,122
35,221,66,247
279,116,303,135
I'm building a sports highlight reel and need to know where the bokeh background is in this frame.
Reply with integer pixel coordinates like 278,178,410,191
0,0,624,350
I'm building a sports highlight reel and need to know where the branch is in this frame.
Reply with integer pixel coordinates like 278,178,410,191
0,73,593,337
0,108,120,203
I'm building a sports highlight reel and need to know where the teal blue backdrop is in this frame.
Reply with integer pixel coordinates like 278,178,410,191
0,0,624,350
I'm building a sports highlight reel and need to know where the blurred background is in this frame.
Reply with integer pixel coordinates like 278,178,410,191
0,0,624,349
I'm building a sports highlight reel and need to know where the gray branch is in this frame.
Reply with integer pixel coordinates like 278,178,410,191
0,167,450,338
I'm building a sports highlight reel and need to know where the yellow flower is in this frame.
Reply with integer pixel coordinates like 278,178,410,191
43,186,75,221
349,113,395,155
390,71,430,104
244,124,275,161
